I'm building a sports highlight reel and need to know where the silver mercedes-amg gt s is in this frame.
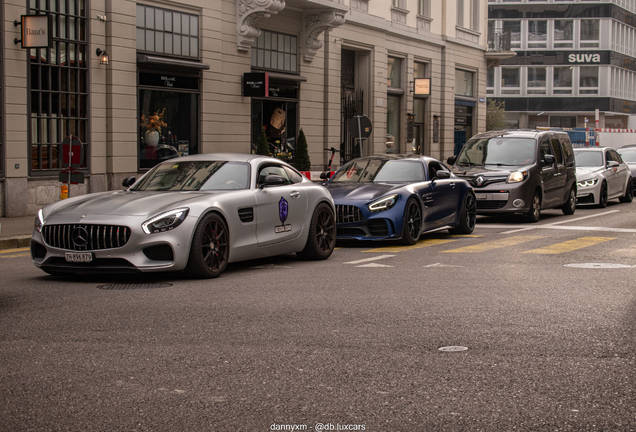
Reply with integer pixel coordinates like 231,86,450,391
30,153,336,278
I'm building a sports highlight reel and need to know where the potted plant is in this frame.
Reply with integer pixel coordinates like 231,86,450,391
140,108,167,147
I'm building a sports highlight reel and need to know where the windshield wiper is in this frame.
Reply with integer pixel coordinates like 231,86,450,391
485,163,516,166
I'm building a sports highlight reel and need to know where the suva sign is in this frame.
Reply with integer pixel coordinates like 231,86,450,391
568,53,601,63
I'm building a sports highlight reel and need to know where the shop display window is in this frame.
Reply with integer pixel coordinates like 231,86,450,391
138,88,198,169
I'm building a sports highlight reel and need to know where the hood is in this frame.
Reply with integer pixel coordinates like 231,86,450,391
575,167,604,180
325,182,405,202
451,165,523,177
43,190,217,220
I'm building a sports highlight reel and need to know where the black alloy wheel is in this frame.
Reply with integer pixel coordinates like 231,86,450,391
449,192,476,234
598,181,608,208
619,178,633,203
297,203,336,260
401,197,422,245
186,213,229,278
562,187,576,215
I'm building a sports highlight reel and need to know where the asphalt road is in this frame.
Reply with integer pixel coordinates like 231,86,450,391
2,201,636,431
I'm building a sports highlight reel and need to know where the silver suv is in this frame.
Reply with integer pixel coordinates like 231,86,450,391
447,130,577,222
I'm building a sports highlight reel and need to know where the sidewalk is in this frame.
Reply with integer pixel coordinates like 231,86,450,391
0,214,36,250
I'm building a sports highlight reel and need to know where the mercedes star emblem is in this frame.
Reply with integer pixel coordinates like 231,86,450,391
71,227,89,247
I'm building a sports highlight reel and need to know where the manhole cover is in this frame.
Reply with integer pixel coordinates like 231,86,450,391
564,263,632,269
97,282,173,290
438,346,468,352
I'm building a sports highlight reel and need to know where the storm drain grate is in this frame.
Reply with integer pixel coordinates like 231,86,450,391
97,282,173,290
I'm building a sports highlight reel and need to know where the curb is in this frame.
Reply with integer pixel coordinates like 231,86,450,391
0,236,31,250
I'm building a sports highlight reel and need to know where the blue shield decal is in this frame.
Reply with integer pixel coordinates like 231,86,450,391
279,197,288,224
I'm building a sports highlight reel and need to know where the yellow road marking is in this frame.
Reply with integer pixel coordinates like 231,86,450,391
448,235,483,238
363,238,457,253
0,247,29,254
0,253,30,258
441,235,545,253
523,237,615,254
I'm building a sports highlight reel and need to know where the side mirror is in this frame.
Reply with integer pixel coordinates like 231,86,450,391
259,174,287,188
122,176,136,188
447,156,457,165
434,171,451,180
320,171,331,180
544,154,556,164
607,160,620,168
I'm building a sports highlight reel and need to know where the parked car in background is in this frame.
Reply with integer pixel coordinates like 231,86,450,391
322,154,476,244
447,130,577,222
617,145,636,189
31,153,336,278
574,147,633,207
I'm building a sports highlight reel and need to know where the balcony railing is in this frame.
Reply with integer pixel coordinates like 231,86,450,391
488,28,511,52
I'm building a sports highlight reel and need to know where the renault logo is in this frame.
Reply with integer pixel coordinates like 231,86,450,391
71,227,89,247
475,176,485,187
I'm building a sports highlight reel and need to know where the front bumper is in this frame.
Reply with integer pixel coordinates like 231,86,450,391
470,182,531,215
334,201,404,241
576,180,601,205
30,214,197,274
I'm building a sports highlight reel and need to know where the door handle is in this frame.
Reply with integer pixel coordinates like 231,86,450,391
290,191,300,198
450,182,456,188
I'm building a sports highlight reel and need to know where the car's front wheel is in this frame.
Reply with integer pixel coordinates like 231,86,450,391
401,197,422,245
297,203,336,260
598,181,608,208
449,192,476,234
619,177,633,203
562,187,576,215
524,191,541,223
185,213,229,279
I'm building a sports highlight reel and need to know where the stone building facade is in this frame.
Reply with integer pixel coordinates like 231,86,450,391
1,0,489,217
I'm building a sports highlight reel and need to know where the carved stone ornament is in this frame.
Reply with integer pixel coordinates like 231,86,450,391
303,10,346,62
237,0,286,51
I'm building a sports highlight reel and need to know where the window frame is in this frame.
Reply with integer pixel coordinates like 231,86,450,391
579,66,599,95
28,0,89,175
250,29,298,74
136,4,200,60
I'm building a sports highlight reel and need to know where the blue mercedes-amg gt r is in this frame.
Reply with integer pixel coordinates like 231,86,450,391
323,154,476,244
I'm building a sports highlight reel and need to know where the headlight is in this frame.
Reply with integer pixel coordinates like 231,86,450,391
34,209,44,233
577,179,598,188
142,208,189,234
368,194,398,213
507,171,528,183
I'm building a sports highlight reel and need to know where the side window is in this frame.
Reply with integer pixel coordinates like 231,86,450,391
428,161,446,180
258,165,291,186
604,150,614,164
561,138,574,165
609,149,622,163
550,138,563,165
540,139,552,167
284,166,304,184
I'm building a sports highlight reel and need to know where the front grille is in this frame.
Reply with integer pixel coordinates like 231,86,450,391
336,205,363,223
469,177,507,188
42,224,131,251
337,227,366,237
477,200,508,210
45,257,136,268
577,194,595,204
143,244,174,261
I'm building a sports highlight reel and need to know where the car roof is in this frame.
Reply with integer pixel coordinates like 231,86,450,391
619,144,636,149
167,152,284,164
343,154,440,163
468,129,569,140
573,147,610,152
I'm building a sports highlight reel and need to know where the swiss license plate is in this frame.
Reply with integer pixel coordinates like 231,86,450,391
476,193,488,200
65,252,93,263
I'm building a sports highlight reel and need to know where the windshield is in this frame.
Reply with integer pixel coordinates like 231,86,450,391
456,137,537,167
330,159,424,183
618,149,636,163
574,151,603,167
132,161,250,191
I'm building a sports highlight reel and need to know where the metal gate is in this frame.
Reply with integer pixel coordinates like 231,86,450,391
340,87,364,165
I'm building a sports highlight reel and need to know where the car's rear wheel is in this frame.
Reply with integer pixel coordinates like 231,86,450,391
297,203,336,260
401,197,422,245
185,213,229,279
524,191,541,223
598,181,608,208
619,177,633,203
449,192,476,234
562,187,576,215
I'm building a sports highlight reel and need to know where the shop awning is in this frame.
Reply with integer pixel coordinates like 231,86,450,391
137,54,210,70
